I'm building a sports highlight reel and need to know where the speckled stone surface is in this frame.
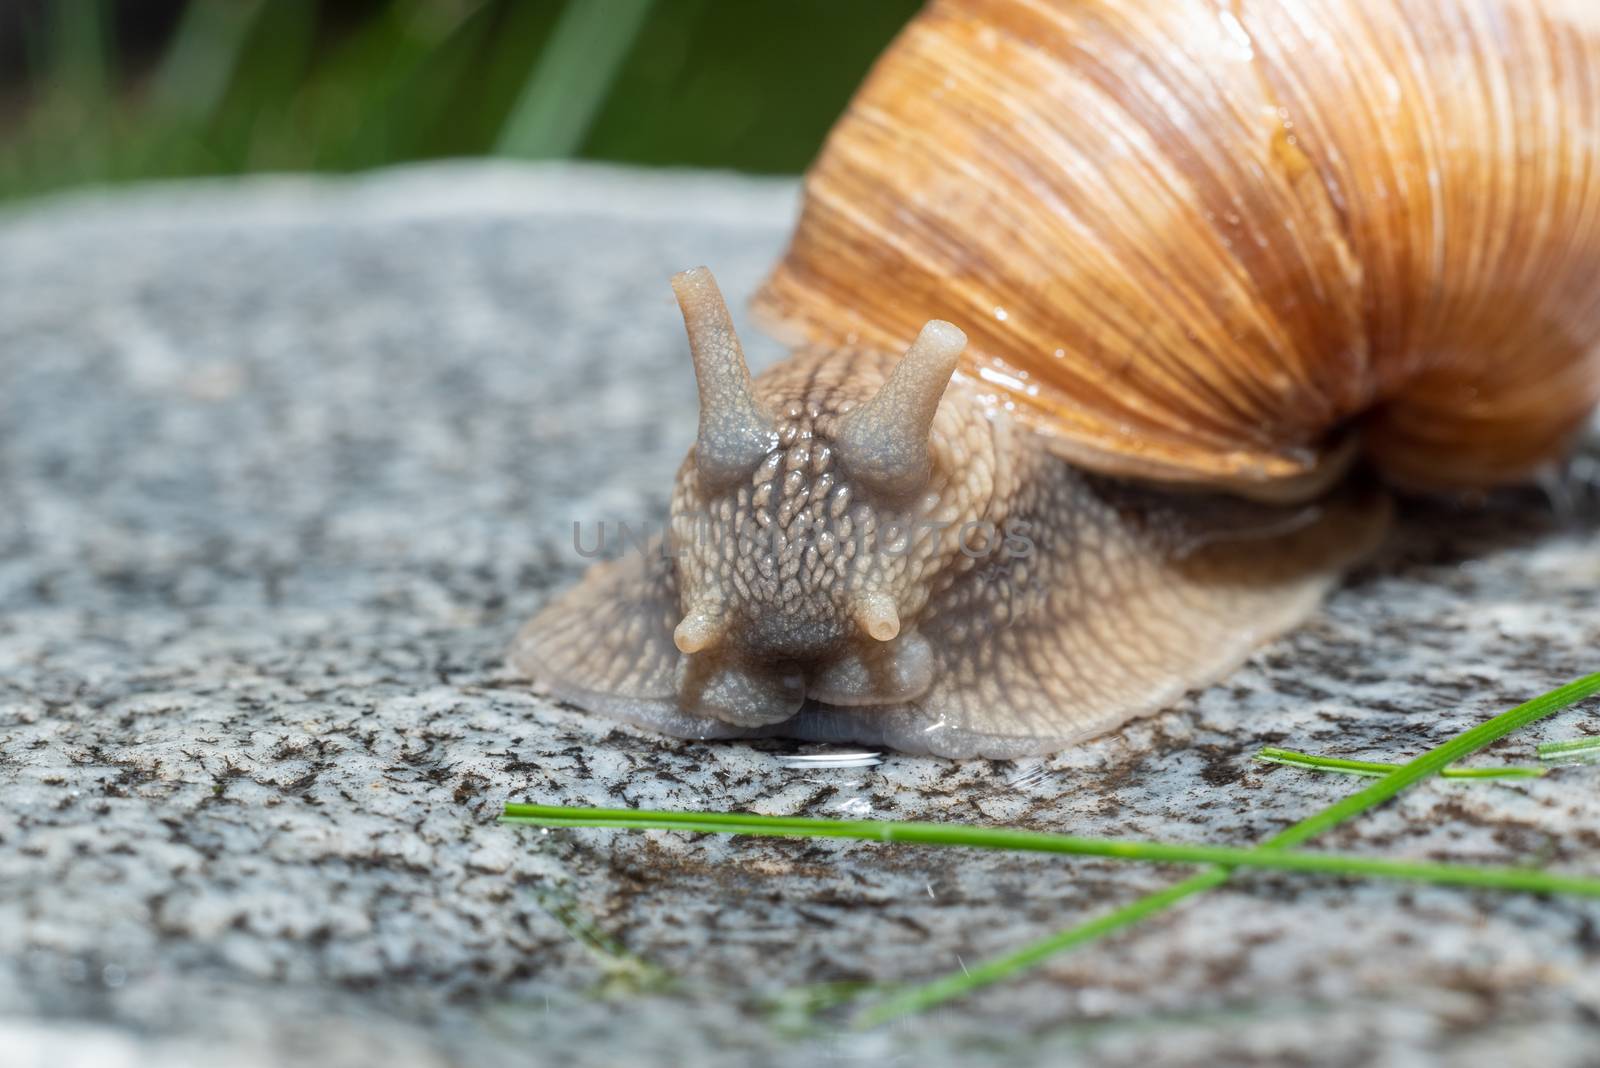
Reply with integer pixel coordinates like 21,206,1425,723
1,163,1598,1068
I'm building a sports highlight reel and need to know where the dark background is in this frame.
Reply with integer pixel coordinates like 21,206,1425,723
0,0,921,202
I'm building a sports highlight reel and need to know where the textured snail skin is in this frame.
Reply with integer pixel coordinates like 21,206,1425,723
513,0,1600,756
511,274,1387,758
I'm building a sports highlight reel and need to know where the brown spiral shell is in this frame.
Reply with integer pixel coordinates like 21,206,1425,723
753,0,1600,493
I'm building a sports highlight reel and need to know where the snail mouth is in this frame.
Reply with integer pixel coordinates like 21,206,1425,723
805,630,934,707
675,653,807,728
675,630,936,728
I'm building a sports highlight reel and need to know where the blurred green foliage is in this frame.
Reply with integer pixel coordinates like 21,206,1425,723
0,0,920,202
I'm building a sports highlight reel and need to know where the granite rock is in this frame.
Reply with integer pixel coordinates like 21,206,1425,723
0,162,1598,1068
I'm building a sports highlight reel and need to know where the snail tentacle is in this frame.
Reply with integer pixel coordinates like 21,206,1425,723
672,597,726,655
850,589,901,643
836,319,966,497
670,266,778,486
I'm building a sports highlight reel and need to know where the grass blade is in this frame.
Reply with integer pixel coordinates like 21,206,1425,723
147,0,267,125
1255,746,1547,780
500,808,1600,898
1280,672,1599,842
496,0,657,159
1538,736,1600,762
856,869,1230,1022
858,671,1600,1024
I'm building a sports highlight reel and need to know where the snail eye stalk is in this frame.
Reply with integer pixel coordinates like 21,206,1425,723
671,266,777,487
836,319,966,498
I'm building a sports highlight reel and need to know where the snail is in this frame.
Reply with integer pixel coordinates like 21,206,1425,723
512,0,1600,758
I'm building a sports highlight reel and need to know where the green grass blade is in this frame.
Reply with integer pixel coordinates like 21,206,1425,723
1538,736,1600,762
292,0,485,171
856,869,1230,1024
858,671,1600,1024
1280,672,1599,843
1255,746,1547,780
500,809,1600,898
496,0,657,158
328,1,499,168
147,0,267,125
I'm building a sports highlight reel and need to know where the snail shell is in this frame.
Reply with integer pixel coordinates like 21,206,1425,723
513,0,1600,758
756,0,1600,494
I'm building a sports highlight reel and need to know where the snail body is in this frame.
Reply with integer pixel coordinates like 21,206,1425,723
514,0,1600,757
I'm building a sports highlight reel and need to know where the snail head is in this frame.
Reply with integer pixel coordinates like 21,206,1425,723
664,266,986,729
